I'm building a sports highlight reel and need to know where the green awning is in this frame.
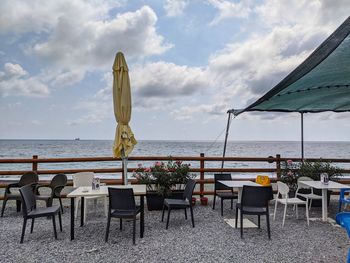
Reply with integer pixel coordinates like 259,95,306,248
234,16,350,115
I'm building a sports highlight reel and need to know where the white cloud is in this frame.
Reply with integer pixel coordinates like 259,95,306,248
164,0,188,17
208,0,253,25
0,2,172,89
30,6,172,77
0,63,49,97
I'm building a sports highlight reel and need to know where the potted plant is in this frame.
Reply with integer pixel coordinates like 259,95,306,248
133,160,194,211
200,196,208,206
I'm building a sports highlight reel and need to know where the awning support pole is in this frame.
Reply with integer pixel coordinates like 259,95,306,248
301,112,304,161
221,111,232,169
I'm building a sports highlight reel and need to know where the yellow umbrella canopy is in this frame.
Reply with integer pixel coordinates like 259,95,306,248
112,52,137,158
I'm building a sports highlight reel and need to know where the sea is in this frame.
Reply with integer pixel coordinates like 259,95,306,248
1,140,350,180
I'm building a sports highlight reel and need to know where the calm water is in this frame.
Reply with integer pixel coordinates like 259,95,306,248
1,140,349,179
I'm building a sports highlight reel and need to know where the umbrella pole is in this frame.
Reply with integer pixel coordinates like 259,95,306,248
122,149,128,185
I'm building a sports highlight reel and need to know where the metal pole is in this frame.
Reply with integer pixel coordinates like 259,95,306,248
121,148,128,185
301,112,304,161
221,111,232,169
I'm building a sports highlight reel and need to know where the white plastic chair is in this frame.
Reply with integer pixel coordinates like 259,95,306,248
273,181,309,227
73,172,107,222
295,177,322,210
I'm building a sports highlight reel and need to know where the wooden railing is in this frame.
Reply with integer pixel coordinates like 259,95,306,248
1,154,350,200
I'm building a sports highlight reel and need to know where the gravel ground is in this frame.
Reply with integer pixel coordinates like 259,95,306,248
0,196,348,263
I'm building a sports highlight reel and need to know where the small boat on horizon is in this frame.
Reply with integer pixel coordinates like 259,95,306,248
74,138,80,141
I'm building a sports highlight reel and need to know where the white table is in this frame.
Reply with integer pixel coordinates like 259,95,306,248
67,184,146,240
218,180,260,201
299,181,349,221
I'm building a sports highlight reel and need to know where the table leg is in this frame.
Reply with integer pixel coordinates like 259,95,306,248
70,197,75,240
322,189,328,222
80,197,84,227
140,195,144,238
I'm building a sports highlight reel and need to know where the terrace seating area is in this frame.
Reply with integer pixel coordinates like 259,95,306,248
0,189,348,262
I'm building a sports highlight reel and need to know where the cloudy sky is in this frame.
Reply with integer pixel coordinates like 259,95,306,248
0,0,349,141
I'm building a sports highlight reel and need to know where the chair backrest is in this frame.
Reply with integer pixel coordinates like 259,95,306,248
241,185,273,207
255,175,271,186
19,184,36,216
183,179,196,201
214,173,232,191
297,176,313,189
277,181,290,197
51,173,68,188
108,188,135,211
73,172,94,187
18,171,39,187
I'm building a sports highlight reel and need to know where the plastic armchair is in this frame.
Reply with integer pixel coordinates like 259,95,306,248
19,184,62,243
36,173,67,213
1,171,39,217
273,181,309,227
295,177,322,211
336,212,350,263
72,172,107,222
339,189,350,212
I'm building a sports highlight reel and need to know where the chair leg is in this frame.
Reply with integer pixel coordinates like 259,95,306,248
212,195,216,209
295,204,299,219
258,215,261,229
184,208,187,220
59,198,64,214
133,217,136,245
240,211,243,238
235,207,238,228
20,218,27,243
52,215,57,239
16,200,21,212
190,206,195,228
161,204,165,222
282,204,287,227
1,198,7,217
166,208,171,230
105,215,111,242
231,198,233,209
31,218,35,233
120,218,122,230
273,199,278,221
221,198,224,217
309,199,312,211
266,212,271,239
58,211,63,232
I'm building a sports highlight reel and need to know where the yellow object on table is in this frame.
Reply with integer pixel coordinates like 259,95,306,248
255,175,271,186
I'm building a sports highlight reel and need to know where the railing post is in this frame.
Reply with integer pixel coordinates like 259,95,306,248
200,153,204,197
276,154,281,179
32,155,38,172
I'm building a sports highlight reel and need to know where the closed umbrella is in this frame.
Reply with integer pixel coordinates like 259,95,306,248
112,52,137,185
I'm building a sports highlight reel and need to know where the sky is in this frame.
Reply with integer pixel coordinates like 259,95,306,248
0,0,350,141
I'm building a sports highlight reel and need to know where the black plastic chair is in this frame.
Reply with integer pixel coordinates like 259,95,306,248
1,171,39,217
105,188,141,244
235,185,272,239
19,184,62,243
212,173,237,216
162,179,196,229
36,173,67,213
